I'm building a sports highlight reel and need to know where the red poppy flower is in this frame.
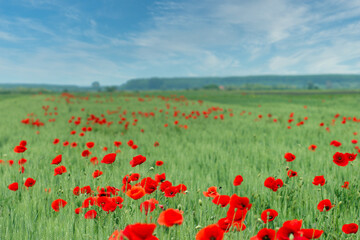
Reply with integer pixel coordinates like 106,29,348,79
101,153,116,164
75,207,82,214
317,199,334,212
140,199,158,215
8,182,18,191
24,178,36,187
203,186,218,198
164,186,179,198
155,160,164,166
131,145,138,149
81,150,91,157
51,155,62,165
86,142,94,149
250,228,276,240
53,138,60,144
157,208,183,227
154,141,159,147
264,177,283,192
63,141,69,146
284,152,296,162
92,170,103,178
81,186,92,195
160,181,172,192
301,229,324,239
130,155,146,167
73,186,80,196
155,173,166,183
121,223,158,240
342,181,349,189
71,142,77,148
18,158,27,165
84,210,97,219
308,144,317,151
114,141,122,147
277,219,303,239
14,145,27,153
90,157,98,165
140,177,158,194
19,140,27,147
330,140,341,147
51,199,67,212
351,139,358,144
8,160,14,166
127,140,134,146
345,153,357,161
342,223,358,234
312,176,325,186
287,170,297,178
212,195,230,207
333,152,349,166
261,209,278,223
130,173,140,182
233,175,243,186
54,165,67,176
229,194,252,210
196,224,224,240
126,186,145,200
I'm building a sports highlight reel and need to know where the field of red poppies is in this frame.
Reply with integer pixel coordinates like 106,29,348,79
1,91,359,239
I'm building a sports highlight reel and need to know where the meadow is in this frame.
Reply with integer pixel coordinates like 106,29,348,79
0,90,359,240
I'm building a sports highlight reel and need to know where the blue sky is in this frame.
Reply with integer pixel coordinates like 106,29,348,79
1,0,360,86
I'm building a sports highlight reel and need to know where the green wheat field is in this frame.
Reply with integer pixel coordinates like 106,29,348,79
0,90,359,240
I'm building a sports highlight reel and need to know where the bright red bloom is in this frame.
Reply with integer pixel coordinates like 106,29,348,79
51,155,62,165
90,157,98,165
81,150,91,157
92,170,103,178
86,142,95,149
8,182,18,191
312,176,325,186
284,152,296,162
84,210,97,219
317,199,334,212
229,194,252,210
277,219,303,239
19,140,27,146
333,152,349,166
75,208,82,214
301,229,324,239
164,186,179,198
233,175,243,186
196,224,224,240
18,158,27,165
127,140,134,146
53,138,60,144
155,173,166,183
250,228,276,240
157,208,183,227
130,173,140,182
121,223,159,240
140,199,158,215
14,145,27,153
342,223,358,234
155,160,164,166
345,153,357,161
342,181,349,189
212,195,230,207
154,141,159,147
203,186,218,198
51,199,67,212
351,139,358,144
308,144,317,151
261,209,278,223
114,141,122,147
126,186,146,200
73,186,80,195
130,155,146,167
330,140,342,147
264,177,283,192
287,170,297,178
140,177,158,194
54,166,67,176
101,153,116,164
24,178,36,187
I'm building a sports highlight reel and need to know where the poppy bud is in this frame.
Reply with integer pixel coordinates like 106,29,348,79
177,204,182,210
195,225,202,229
149,167,154,171
198,199,202,206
